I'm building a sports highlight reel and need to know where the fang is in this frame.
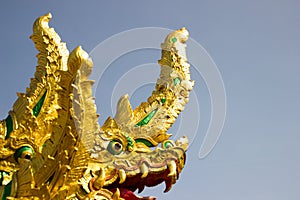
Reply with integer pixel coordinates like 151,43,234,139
141,163,149,178
167,160,177,179
119,169,126,184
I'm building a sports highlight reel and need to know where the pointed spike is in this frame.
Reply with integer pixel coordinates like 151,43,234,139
102,116,119,130
114,94,133,125
16,92,25,98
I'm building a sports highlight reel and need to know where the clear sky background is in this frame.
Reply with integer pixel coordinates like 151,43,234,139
0,1,300,199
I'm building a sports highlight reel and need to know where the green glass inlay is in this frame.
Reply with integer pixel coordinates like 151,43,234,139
173,77,181,86
135,109,158,127
135,139,154,147
125,134,134,149
33,91,47,117
2,180,12,200
161,98,166,104
171,37,177,43
5,115,13,139
163,141,174,149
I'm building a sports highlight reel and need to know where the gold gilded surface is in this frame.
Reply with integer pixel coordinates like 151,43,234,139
0,13,193,200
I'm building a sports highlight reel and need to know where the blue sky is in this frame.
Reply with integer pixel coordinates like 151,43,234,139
0,1,300,199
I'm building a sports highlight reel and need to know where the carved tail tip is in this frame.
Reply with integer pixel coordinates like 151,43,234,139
33,13,52,32
161,27,189,53
38,12,52,22
44,12,52,19
39,12,52,24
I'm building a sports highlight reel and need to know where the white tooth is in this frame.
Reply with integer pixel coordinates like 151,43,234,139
140,163,149,178
167,160,177,179
93,168,105,189
119,169,126,184
112,188,121,200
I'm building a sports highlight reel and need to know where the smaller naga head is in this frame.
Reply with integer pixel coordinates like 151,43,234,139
82,117,188,199
0,89,62,198
0,117,20,190
73,27,194,199
0,77,61,195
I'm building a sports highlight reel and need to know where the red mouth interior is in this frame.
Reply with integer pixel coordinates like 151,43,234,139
111,188,156,200
107,169,174,200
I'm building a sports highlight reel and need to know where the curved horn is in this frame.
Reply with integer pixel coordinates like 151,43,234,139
112,28,194,146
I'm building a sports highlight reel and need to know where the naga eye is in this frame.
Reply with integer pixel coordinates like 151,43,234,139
162,140,175,149
14,146,34,162
107,140,123,155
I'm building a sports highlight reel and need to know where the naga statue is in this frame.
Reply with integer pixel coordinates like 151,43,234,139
0,13,194,200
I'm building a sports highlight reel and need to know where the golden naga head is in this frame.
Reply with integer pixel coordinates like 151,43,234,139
0,13,193,200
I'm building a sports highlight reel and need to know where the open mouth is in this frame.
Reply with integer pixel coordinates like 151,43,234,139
89,155,185,200
85,136,188,200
